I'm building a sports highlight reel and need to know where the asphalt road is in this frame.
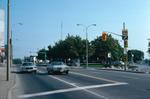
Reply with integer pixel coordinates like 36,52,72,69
11,66,150,99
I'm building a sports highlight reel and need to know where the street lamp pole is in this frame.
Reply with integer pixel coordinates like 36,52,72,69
85,27,88,68
6,0,10,81
77,24,96,68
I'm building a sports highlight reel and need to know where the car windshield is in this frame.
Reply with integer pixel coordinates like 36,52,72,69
22,63,33,66
51,62,64,65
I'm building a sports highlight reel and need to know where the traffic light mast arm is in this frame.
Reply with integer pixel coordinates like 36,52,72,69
103,31,122,37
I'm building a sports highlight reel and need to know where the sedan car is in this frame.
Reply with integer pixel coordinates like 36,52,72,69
47,61,69,74
20,62,37,73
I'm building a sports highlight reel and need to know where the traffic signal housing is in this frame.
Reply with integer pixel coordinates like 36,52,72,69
102,32,107,41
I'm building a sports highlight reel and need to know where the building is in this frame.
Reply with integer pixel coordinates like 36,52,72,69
0,9,5,63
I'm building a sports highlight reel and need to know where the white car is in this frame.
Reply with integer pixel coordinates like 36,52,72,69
20,62,37,73
47,61,69,74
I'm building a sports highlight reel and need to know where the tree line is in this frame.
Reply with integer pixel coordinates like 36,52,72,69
37,34,144,64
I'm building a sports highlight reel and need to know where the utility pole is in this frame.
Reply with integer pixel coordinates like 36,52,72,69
122,22,128,70
102,23,128,70
7,0,11,81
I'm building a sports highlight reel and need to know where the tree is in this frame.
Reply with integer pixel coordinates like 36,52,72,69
91,34,123,63
37,48,47,61
13,58,22,64
128,50,144,63
47,34,87,62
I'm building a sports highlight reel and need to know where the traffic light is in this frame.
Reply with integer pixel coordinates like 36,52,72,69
102,32,107,41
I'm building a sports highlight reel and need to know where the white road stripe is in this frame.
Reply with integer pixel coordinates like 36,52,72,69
48,75,107,99
37,70,108,98
19,82,127,98
49,75,78,87
70,71,118,83
120,75,139,79
19,70,127,99
91,71,140,80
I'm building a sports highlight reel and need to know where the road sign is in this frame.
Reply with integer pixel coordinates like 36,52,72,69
108,52,111,58
122,29,128,40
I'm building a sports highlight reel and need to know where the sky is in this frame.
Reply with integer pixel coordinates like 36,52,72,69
0,0,150,59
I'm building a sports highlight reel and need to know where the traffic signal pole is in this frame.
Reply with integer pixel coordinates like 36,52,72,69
122,22,128,71
102,22,128,71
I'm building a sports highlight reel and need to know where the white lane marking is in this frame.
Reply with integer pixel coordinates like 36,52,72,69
120,75,139,80
40,69,107,98
49,75,78,87
36,70,127,99
91,71,139,80
38,70,108,98
19,82,127,98
70,71,118,83
48,75,107,99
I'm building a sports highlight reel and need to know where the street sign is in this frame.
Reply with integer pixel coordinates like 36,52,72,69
108,52,111,58
122,29,128,40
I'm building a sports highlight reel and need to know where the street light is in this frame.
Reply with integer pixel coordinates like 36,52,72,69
77,24,96,68
6,0,10,81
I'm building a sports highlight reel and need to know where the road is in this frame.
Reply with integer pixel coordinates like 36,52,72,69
10,66,150,99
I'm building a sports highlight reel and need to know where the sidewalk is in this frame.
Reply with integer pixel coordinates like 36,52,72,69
0,63,16,99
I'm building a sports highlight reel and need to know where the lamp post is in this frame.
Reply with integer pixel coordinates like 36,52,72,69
77,24,96,68
6,0,10,81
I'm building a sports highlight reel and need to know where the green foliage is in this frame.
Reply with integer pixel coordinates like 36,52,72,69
91,34,123,62
47,34,86,61
39,34,144,64
13,58,22,64
128,50,144,62
37,48,47,60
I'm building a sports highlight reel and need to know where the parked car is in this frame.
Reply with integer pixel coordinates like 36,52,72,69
20,62,37,73
47,61,69,74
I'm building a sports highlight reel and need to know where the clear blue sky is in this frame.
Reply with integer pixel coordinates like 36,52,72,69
0,0,150,59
